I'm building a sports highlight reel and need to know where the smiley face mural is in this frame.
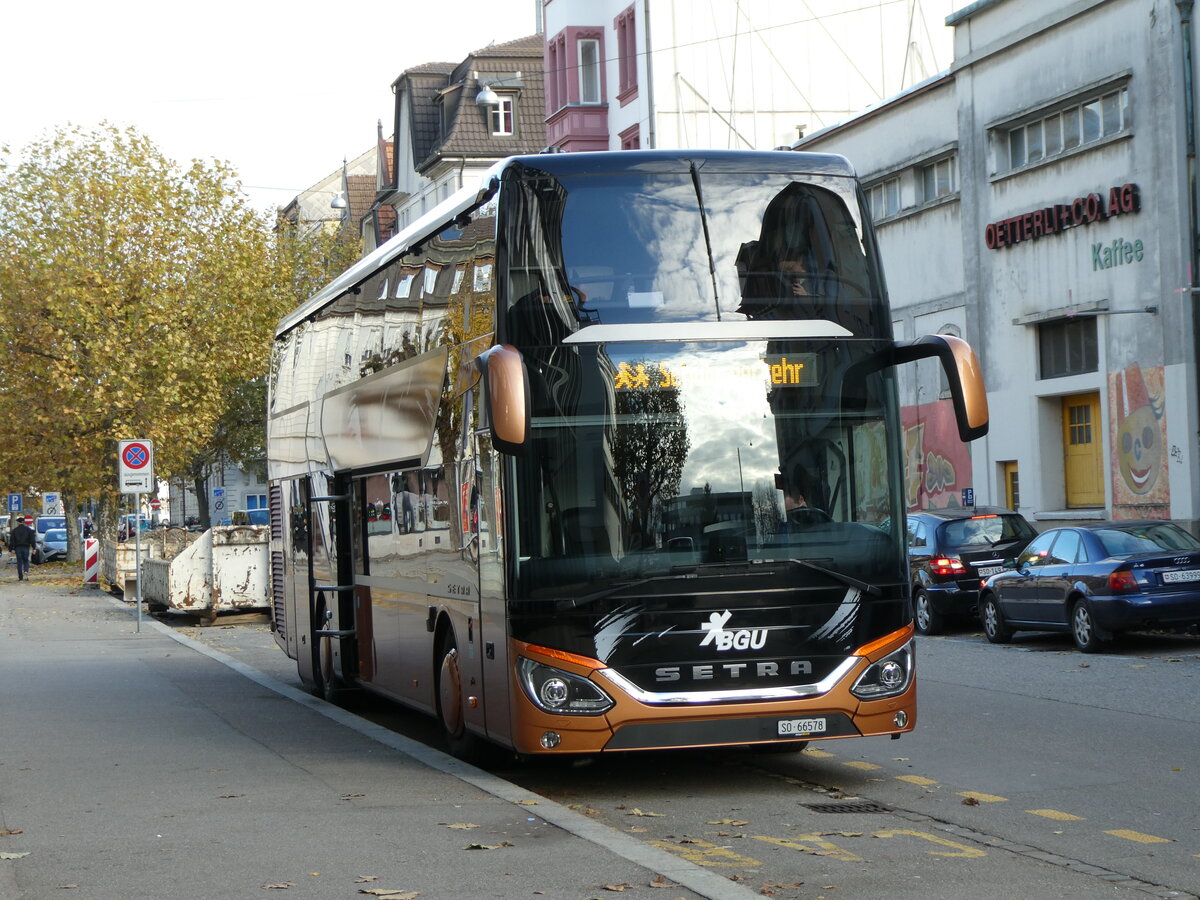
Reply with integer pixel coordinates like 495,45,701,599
1109,363,1168,515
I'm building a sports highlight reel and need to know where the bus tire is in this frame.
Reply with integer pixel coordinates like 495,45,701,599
436,630,486,761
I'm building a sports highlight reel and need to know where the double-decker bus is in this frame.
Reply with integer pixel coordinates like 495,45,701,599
267,150,987,757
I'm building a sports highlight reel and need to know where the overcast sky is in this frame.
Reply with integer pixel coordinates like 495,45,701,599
2,0,543,210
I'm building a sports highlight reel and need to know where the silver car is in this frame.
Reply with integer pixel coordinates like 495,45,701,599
36,528,69,563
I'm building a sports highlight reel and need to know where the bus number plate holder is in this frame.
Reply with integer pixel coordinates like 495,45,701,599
778,717,827,737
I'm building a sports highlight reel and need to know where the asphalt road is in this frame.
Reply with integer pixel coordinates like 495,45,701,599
166,605,1200,900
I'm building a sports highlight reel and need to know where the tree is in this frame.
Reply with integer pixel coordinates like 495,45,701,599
612,361,691,548
0,124,294,557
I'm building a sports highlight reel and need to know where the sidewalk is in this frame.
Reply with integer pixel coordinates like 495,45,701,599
0,579,749,900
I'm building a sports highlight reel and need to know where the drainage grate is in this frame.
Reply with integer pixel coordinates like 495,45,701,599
803,801,893,814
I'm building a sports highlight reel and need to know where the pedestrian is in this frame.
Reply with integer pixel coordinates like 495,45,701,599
10,516,36,581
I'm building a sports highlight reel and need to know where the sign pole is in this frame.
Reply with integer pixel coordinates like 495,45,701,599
135,492,143,633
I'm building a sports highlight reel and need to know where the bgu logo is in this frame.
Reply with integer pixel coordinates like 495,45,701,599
699,610,767,651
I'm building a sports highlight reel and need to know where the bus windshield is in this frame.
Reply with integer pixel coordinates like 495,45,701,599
510,338,904,600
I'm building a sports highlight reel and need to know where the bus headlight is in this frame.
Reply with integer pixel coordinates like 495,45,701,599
850,642,914,700
517,658,614,715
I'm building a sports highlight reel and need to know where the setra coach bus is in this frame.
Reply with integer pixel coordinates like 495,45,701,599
267,150,988,758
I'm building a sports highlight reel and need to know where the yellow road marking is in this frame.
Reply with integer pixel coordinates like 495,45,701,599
1028,809,1084,821
957,791,1007,803
753,834,863,862
844,761,882,771
896,775,937,786
873,829,987,857
1105,830,1171,844
804,748,836,759
648,839,762,867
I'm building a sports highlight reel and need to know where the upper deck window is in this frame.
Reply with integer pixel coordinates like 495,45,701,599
499,166,886,341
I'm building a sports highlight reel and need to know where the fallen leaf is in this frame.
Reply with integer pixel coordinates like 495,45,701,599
962,797,980,806
218,794,243,799
602,884,632,892
0,829,22,836
1167,657,1183,663
261,882,296,889
0,852,30,860
627,827,648,833
58,884,78,889
708,819,748,826
515,799,539,806
629,808,665,817
463,841,513,850
355,877,379,884
357,891,418,899
441,823,478,830
1078,663,1089,669
649,875,678,889
341,793,366,799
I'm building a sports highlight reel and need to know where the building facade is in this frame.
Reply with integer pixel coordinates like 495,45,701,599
541,0,961,152
798,0,1200,531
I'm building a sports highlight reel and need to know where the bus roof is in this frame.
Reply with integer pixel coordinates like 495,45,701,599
275,149,859,339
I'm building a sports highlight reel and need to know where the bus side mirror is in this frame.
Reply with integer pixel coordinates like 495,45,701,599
476,344,531,455
892,334,989,442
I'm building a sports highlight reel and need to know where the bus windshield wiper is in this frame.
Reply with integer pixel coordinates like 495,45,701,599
689,161,722,322
787,559,882,597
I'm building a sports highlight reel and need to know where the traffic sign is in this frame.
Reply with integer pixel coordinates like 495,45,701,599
7,494,20,513
118,439,155,493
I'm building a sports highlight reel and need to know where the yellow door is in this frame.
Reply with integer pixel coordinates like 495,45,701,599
1002,461,1019,510
1062,393,1103,507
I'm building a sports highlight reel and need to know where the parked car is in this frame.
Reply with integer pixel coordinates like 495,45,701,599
979,519,1200,652
35,528,69,563
904,507,1039,635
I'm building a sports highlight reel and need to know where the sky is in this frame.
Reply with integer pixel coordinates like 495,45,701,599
1,0,544,211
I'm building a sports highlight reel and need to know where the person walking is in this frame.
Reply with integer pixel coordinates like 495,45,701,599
9,516,36,581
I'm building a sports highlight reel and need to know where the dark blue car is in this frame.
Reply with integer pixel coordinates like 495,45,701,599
979,520,1200,652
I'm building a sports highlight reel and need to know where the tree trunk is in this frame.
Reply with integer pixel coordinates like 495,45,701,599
63,494,81,563
193,473,211,530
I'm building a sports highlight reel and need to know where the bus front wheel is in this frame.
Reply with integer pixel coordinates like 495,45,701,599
436,631,486,760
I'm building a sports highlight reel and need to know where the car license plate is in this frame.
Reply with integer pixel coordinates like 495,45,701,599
778,717,827,737
976,565,1004,578
1163,569,1200,584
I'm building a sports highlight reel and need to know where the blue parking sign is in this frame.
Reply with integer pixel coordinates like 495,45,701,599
7,494,20,513
961,488,975,506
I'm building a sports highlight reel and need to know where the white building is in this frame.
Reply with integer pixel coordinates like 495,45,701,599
541,0,961,151
798,0,1200,531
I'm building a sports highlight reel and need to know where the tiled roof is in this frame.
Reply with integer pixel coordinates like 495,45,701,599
394,62,457,168
346,174,375,229
418,34,547,171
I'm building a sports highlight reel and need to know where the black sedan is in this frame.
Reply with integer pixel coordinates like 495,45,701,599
978,520,1200,652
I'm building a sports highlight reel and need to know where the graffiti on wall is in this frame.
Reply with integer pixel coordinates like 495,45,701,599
1109,363,1169,518
901,399,974,510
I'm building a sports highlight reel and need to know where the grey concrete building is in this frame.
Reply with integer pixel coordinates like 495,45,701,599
798,0,1200,532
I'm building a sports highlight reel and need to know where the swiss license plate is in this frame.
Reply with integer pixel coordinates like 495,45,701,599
1163,569,1200,584
976,565,1004,578
778,717,827,737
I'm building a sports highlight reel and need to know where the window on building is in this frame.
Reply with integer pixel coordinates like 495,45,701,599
490,95,514,136
579,38,601,104
1038,317,1098,379
615,5,638,104
619,123,640,150
1006,86,1130,170
868,177,901,220
919,156,956,203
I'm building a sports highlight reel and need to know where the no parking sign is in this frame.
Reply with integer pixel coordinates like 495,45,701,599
118,440,155,493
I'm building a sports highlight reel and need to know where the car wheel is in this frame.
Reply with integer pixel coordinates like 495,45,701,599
1071,598,1107,653
980,594,1012,644
913,588,944,635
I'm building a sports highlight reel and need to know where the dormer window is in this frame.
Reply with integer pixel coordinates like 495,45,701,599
490,94,515,136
